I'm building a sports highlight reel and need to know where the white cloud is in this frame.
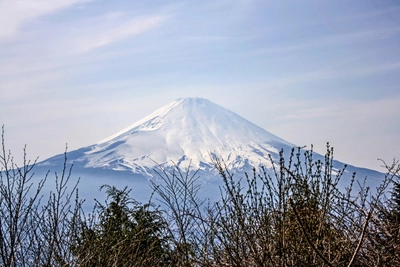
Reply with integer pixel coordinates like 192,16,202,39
0,0,90,39
68,13,169,53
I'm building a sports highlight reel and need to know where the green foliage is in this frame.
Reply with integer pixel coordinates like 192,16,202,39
72,185,172,266
392,177,400,216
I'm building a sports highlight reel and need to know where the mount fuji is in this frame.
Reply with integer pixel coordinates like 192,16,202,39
36,97,385,202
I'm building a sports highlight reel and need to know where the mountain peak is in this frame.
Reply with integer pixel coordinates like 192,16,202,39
84,97,294,175
98,97,223,144
176,97,208,103
36,97,385,204
175,97,213,107
42,98,295,178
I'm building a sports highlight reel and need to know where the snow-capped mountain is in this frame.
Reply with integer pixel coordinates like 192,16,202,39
39,97,296,176
37,97,385,202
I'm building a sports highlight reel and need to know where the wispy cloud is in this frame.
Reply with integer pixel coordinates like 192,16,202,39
67,13,170,53
258,60,400,90
272,92,400,124
0,10,171,98
252,26,400,56
0,0,90,39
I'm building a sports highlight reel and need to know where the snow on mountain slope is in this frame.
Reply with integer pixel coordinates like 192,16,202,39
45,98,295,177
35,97,386,204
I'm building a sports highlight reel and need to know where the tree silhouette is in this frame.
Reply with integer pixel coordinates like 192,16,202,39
72,185,172,266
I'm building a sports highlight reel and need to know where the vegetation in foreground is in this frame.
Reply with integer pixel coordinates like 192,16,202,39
0,126,399,266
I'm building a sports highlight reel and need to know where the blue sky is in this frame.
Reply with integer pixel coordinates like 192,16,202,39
1,0,399,171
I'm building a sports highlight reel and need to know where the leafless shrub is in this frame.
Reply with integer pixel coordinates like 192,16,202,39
0,126,81,266
2,123,399,266
152,144,398,267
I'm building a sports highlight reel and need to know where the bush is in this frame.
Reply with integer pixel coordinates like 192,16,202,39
153,144,399,267
1,124,399,266
71,185,172,266
0,126,82,266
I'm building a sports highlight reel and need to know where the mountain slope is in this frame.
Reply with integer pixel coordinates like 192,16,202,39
37,97,385,202
40,98,296,177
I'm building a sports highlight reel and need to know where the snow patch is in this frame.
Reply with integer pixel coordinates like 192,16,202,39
138,116,164,131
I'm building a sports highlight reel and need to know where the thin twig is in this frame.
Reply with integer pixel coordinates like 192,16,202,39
347,210,372,267
289,198,334,267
